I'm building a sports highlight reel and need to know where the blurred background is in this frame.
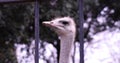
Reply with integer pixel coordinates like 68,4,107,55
0,0,120,63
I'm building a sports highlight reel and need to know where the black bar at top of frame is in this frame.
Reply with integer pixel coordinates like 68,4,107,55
78,0,84,63
0,0,34,4
35,0,39,63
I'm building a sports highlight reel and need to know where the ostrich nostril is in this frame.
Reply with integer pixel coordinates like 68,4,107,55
50,22,53,24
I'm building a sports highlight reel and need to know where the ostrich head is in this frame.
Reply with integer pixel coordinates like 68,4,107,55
42,17,76,37
43,17,76,63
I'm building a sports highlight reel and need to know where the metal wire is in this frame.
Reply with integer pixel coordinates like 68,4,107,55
35,0,39,63
78,0,84,63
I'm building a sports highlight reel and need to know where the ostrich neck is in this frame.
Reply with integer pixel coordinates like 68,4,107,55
59,34,75,63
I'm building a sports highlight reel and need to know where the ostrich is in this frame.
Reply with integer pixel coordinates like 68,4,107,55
42,17,76,63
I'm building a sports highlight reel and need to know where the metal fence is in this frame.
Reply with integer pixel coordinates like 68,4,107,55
0,0,84,63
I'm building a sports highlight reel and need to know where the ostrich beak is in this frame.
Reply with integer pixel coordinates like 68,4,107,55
42,21,53,27
42,21,59,31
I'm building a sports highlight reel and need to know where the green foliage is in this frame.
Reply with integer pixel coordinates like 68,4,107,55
0,3,34,63
0,47,17,63
0,3,34,44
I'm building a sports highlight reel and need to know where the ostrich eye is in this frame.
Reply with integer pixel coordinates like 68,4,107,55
59,20,69,25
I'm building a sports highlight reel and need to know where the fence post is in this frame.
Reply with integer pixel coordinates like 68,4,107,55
78,0,84,63
35,0,39,63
